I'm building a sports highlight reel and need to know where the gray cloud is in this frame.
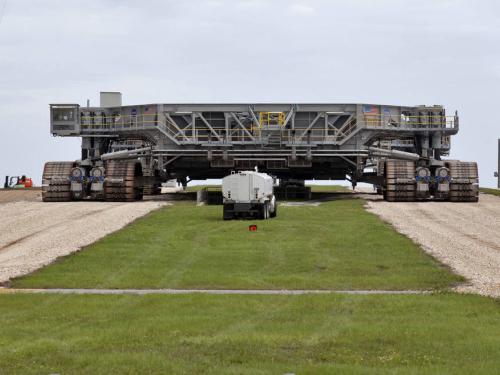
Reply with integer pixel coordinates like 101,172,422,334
0,0,499,186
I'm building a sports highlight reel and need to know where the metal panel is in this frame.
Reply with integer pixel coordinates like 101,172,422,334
100,92,122,107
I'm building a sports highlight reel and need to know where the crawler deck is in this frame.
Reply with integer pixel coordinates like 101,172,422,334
44,93,478,202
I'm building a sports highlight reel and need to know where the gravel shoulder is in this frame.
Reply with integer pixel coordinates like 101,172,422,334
364,193,500,298
0,189,41,203
0,200,167,283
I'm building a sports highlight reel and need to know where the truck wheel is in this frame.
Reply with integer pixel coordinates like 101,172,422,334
223,205,233,220
259,204,266,220
270,203,277,218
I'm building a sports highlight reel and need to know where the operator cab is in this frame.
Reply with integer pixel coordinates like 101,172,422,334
50,104,80,136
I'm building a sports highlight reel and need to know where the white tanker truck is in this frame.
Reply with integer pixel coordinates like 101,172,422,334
222,171,277,220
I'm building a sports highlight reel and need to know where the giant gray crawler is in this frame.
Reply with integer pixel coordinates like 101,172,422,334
44,92,478,202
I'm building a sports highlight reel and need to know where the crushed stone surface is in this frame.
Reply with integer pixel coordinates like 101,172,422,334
0,200,167,283
364,193,500,298
0,189,41,203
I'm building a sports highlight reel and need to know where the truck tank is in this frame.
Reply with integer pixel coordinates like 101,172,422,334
222,171,277,220
43,92,478,203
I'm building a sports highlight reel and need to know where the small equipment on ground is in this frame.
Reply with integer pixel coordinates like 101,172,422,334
222,170,277,220
4,175,33,189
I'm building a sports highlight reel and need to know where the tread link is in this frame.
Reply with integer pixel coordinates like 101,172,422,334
104,160,143,202
42,161,75,202
447,161,478,202
384,160,416,202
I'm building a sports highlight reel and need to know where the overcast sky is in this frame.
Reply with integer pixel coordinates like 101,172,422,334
0,0,499,187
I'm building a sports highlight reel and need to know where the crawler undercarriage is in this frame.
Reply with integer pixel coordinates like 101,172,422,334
43,160,144,202
43,93,479,203
382,159,478,202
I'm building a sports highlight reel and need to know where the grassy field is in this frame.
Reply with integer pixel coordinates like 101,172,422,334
480,187,500,196
13,199,461,290
0,293,498,374
186,184,221,192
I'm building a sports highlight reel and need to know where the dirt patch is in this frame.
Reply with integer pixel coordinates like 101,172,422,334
0,200,168,283
0,189,42,203
365,193,500,298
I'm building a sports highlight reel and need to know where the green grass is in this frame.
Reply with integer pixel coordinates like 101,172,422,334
13,199,462,290
480,187,500,196
186,184,221,192
0,293,498,374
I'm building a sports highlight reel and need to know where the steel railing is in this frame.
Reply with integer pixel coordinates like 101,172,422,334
79,113,457,145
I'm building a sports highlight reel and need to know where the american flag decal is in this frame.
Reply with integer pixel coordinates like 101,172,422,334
363,105,379,114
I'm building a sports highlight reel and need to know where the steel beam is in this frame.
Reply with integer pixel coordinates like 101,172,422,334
195,112,223,142
164,112,190,141
282,105,296,128
230,112,255,141
299,112,323,138
248,106,260,127
339,155,357,167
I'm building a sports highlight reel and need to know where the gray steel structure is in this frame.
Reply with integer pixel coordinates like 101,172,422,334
44,92,478,202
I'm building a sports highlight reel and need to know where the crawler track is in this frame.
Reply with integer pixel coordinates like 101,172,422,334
42,161,75,202
384,160,416,202
42,160,144,202
383,159,479,202
447,161,479,202
104,160,143,202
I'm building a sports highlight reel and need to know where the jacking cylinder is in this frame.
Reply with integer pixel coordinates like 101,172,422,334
415,167,431,199
434,167,451,200
90,167,106,200
69,167,86,200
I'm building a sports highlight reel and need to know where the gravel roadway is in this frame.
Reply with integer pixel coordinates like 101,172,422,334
1,190,499,298
0,196,167,284
364,193,500,298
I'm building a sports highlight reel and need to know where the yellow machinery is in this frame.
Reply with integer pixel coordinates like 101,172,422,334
258,112,285,127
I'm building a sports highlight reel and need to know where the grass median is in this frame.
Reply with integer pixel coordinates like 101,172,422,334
13,199,461,290
480,187,500,196
0,293,499,374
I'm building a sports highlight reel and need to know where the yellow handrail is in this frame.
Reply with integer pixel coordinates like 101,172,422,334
258,112,285,127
